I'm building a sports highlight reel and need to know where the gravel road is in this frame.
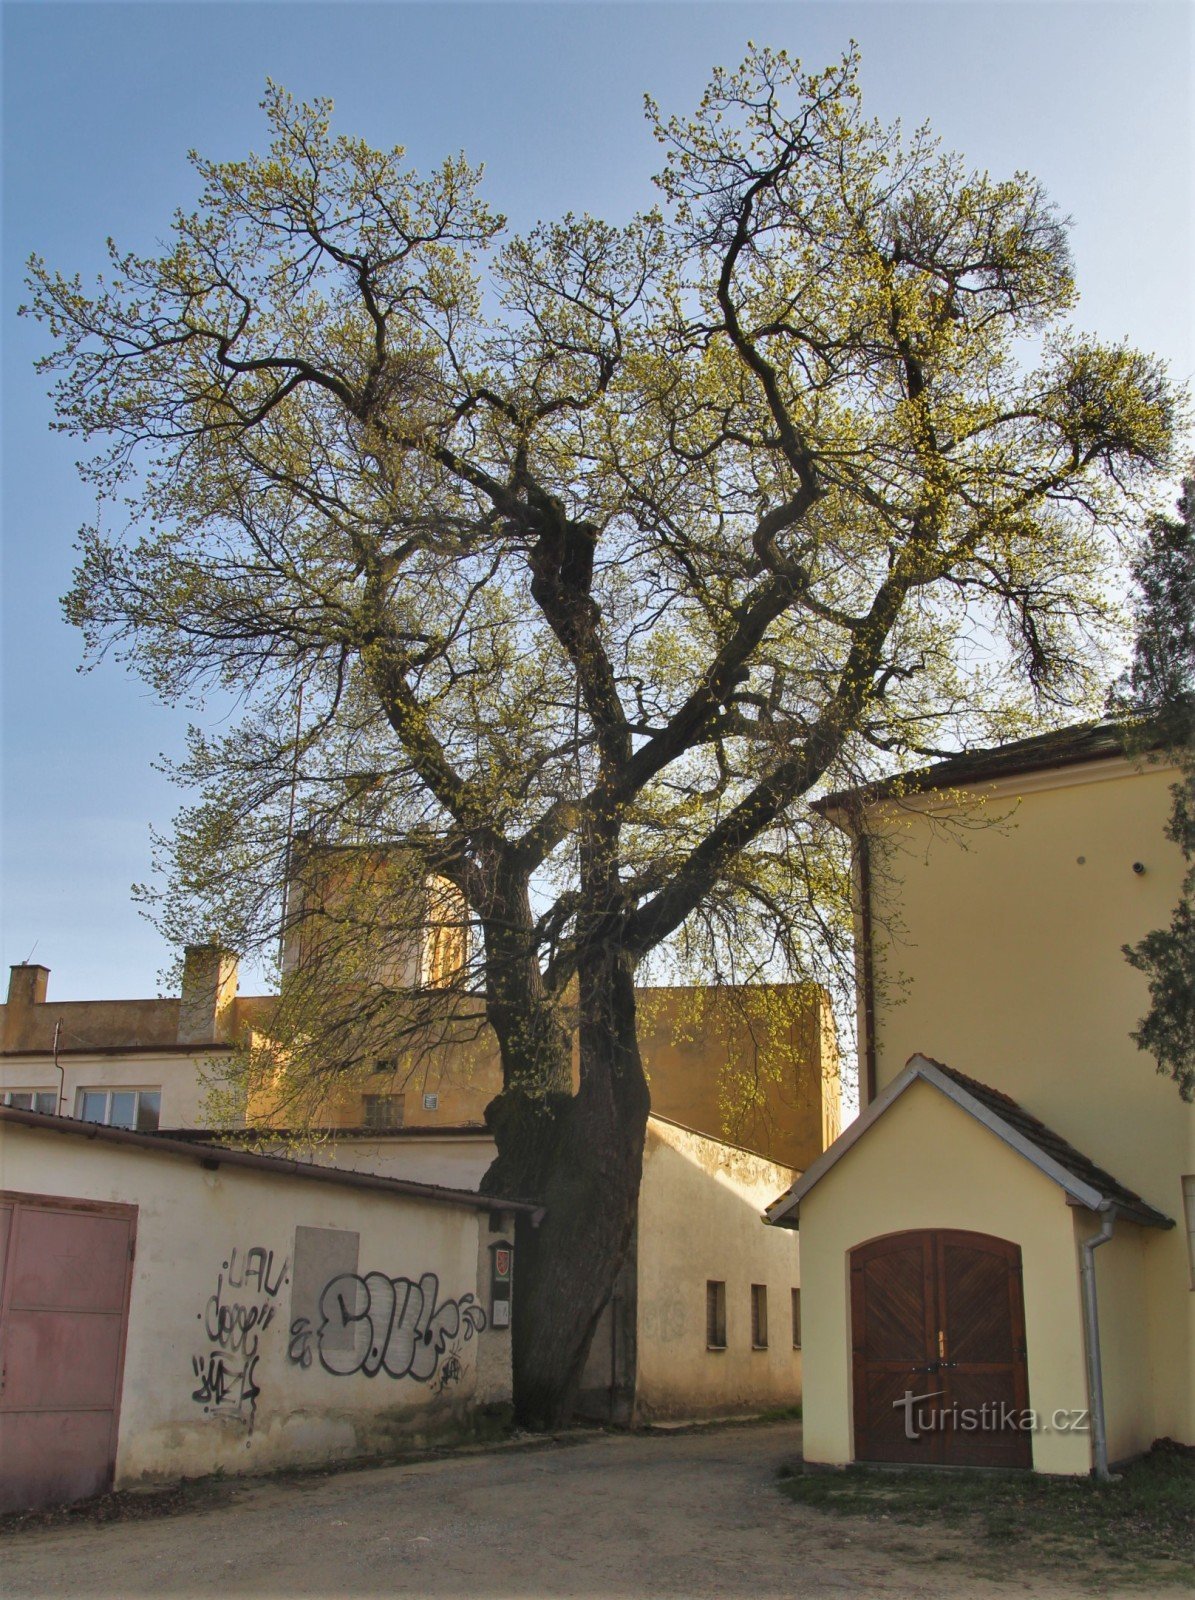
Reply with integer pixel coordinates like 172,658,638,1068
0,1421,1169,1599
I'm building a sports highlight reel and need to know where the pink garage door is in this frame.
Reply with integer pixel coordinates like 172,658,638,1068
0,1194,137,1512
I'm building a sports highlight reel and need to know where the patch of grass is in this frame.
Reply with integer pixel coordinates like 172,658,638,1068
755,1403,803,1424
778,1439,1195,1586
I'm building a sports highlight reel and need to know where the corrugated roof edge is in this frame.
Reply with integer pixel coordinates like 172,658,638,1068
813,719,1167,819
162,1123,491,1143
0,1106,543,1220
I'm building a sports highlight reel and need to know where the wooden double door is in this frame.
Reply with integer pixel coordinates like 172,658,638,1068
850,1229,1032,1468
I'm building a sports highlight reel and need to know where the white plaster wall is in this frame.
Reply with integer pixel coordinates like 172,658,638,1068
0,1052,219,1129
291,1134,495,1191
633,1118,801,1420
0,1123,512,1486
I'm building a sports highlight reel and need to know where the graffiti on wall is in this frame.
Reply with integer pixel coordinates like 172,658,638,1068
191,1245,289,1428
288,1269,485,1385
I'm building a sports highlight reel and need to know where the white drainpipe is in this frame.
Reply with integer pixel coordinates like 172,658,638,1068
1078,1206,1118,1482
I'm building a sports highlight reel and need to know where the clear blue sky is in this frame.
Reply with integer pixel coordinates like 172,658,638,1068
2,1,1192,1000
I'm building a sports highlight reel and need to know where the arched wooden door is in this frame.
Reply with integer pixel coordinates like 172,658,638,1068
850,1230,1032,1468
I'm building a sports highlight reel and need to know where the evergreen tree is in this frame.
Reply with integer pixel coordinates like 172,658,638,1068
1111,477,1195,1100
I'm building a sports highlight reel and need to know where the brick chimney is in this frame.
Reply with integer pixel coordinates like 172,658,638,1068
7,964,50,1009
3,964,50,1051
178,945,239,1045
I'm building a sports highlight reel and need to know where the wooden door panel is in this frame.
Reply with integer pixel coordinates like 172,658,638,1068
939,1237,1018,1364
855,1365,943,1464
856,1242,930,1364
851,1229,1031,1470
937,1231,1031,1469
851,1232,941,1464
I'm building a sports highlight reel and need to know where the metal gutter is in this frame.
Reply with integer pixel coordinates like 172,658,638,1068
856,833,878,1107
1079,1208,1118,1481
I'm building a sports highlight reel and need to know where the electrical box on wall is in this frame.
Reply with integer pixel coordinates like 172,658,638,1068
489,1239,513,1329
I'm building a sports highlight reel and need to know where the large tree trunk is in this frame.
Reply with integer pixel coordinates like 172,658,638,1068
480,941,650,1429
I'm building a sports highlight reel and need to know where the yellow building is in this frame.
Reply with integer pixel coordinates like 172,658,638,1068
767,722,1193,1476
1,961,837,1174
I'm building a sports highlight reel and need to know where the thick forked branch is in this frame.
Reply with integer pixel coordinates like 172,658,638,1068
624,558,924,956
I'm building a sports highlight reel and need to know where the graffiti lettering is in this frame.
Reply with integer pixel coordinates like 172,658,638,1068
432,1349,464,1396
191,1243,288,1428
223,1244,287,1298
287,1269,485,1386
191,1350,261,1419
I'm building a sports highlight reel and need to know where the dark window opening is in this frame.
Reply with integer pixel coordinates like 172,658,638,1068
706,1280,726,1349
751,1284,768,1349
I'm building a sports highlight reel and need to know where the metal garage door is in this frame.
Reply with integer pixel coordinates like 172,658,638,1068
0,1193,137,1512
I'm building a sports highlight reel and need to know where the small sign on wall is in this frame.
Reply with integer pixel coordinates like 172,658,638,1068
490,1239,512,1329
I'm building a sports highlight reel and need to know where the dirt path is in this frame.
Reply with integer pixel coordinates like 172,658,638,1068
0,1422,1177,1599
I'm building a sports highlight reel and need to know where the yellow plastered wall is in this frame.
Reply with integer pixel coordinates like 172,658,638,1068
636,985,838,1170
1076,1212,1153,1466
246,983,838,1164
799,1080,1092,1475
864,759,1194,1445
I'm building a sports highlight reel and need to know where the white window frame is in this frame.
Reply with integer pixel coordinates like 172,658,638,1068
75,1087,161,1131
3,1089,59,1115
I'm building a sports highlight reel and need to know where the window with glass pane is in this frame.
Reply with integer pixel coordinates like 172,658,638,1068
109,1092,137,1129
76,1088,162,1129
3,1091,57,1113
79,1090,108,1124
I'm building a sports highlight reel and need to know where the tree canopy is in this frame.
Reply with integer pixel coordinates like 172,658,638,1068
25,48,1182,1421
1110,476,1195,1100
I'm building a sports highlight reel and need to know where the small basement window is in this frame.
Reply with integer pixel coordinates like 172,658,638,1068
76,1088,161,1131
362,1093,405,1129
3,1090,58,1115
706,1280,726,1349
791,1287,802,1349
751,1284,768,1349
